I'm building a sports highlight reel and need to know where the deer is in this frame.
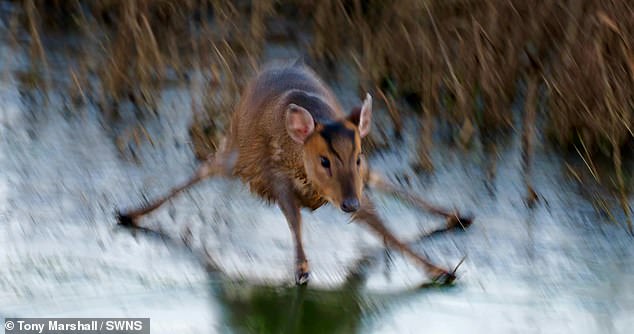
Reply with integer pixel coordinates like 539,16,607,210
117,61,472,286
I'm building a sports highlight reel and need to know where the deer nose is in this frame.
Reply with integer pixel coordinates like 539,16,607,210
341,198,360,213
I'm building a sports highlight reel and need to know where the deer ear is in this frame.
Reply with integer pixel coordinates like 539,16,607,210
286,104,315,143
348,93,372,138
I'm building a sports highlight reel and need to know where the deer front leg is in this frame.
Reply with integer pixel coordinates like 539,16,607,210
117,150,236,226
352,196,456,284
275,184,310,285
366,171,473,230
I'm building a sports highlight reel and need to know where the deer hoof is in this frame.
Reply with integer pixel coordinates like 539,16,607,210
295,270,310,285
447,214,474,230
116,210,137,227
432,271,456,285
295,260,310,285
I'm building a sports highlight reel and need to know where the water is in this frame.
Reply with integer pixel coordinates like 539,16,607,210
1,26,634,334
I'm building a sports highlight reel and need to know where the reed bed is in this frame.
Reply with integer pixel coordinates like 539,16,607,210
4,0,633,231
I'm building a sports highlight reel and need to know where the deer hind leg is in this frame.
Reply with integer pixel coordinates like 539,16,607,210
117,150,237,226
352,196,456,284
366,171,473,232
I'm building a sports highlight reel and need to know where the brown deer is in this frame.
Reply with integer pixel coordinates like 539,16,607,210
117,61,472,285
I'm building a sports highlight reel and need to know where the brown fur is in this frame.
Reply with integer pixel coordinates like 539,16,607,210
227,62,361,210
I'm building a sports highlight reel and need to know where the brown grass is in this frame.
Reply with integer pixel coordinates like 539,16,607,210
7,0,634,231
16,0,633,151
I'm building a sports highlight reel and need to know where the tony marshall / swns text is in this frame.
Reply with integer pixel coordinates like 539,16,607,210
12,319,144,333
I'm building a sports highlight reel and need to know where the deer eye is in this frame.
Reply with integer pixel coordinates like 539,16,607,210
320,156,331,169
356,157,361,166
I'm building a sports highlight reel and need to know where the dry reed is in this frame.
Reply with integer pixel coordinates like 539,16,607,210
8,0,634,231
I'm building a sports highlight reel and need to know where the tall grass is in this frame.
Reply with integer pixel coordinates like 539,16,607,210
6,0,634,231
